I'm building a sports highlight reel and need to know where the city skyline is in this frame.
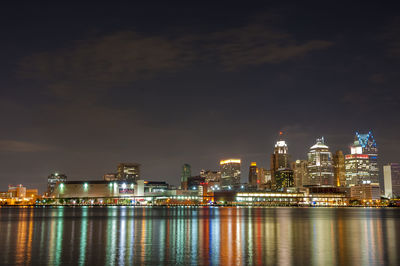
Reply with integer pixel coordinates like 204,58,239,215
0,3,399,191
0,129,391,192
4,130,386,193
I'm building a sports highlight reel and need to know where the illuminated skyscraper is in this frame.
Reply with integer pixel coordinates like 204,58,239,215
220,159,241,188
270,132,290,187
117,163,140,181
357,132,379,184
181,164,191,190
333,150,346,187
384,163,400,198
47,172,67,194
248,162,258,186
291,160,308,187
345,132,378,186
307,137,334,186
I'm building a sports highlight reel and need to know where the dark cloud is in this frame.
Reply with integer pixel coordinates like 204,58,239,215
383,16,400,57
19,22,333,99
0,140,52,152
369,73,386,84
207,24,333,70
19,31,195,99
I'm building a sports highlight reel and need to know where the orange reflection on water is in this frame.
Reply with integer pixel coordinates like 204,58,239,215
1,207,400,265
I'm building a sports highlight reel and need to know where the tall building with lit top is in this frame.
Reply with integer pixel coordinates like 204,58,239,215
248,162,258,186
345,132,378,186
307,137,334,186
47,172,67,194
357,131,379,184
181,164,191,190
270,132,290,186
220,159,241,188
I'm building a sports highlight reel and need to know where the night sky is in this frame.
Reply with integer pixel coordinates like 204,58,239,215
1,2,400,191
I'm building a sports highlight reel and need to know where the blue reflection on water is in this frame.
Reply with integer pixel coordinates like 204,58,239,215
0,207,399,265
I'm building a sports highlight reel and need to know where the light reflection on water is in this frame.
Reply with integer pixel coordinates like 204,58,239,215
0,207,399,265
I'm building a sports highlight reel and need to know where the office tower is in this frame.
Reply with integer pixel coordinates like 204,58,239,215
220,159,241,188
270,132,290,187
333,150,346,187
307,137,334,186
357,132,379,184
275,169,294,191
181,164,191,190
384,163,400,198
345,153,370,186
345,132,378,186
47,172,67,194
117,163,140,181
248,162,258,186
291,160,308,187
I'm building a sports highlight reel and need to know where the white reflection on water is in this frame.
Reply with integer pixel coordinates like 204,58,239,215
0,207,399,265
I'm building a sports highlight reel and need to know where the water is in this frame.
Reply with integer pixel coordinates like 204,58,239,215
0,207,399,265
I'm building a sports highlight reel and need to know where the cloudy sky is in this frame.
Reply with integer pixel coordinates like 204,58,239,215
1,2,399,191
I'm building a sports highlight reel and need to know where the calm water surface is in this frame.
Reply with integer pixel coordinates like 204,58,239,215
0,207,399,265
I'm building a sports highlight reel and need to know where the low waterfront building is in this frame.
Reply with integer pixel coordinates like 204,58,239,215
350,184,380,202
0,184,39,205
51,180,143,199
235,190,348,206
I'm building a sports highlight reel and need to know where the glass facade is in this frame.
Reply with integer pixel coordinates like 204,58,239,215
220,159,241,188
307,137,334,186
345,154,370,186
356,132,379,184
345,132,378,186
